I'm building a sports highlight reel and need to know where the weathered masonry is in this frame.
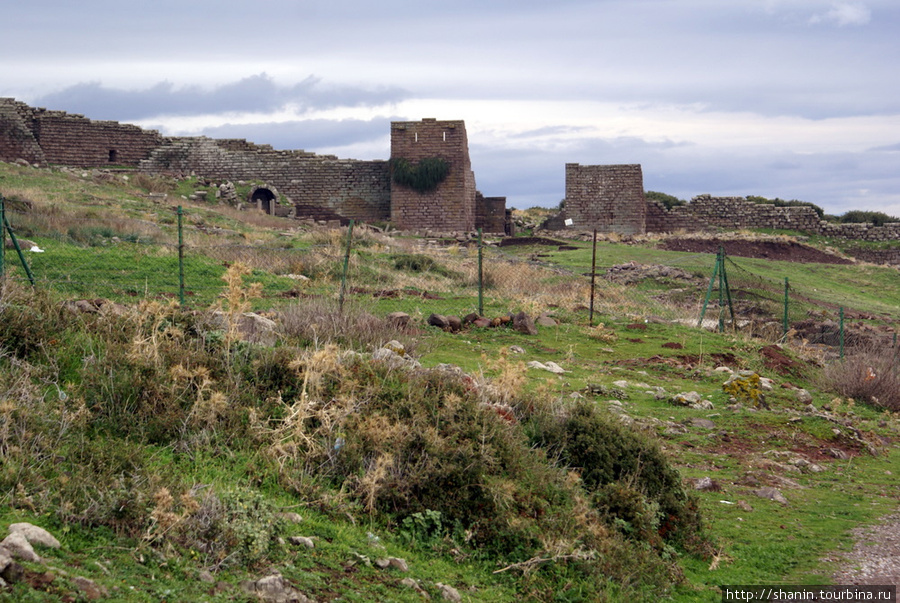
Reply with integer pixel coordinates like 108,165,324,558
562,164,646,234
0,98,509,233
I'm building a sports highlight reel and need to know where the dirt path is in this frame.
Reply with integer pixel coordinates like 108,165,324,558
830,512,900,586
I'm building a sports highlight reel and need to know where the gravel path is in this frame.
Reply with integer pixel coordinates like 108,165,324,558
831,512,900,587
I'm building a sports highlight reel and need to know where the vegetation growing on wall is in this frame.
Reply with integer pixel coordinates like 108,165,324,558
646,191,686,210
838,210,900,227
746,195,825,219
390,156,450,193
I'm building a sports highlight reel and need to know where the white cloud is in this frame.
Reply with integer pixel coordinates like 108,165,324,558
809,1,872,26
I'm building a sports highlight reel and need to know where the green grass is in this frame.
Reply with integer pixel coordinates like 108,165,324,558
2,162,900,601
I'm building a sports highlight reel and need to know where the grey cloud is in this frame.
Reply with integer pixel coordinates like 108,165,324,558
32,75,410,122
200,118,395,152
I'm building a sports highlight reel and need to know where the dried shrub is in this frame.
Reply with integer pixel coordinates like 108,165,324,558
278,298,417,353
820,346,900,411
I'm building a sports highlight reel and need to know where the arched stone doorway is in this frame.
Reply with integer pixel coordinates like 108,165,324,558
249,187,277,214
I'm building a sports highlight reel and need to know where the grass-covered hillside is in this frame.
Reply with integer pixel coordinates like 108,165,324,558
0,162,898,602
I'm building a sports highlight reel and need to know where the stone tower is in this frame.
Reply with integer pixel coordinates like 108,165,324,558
390,118,476,232
564,163,646,234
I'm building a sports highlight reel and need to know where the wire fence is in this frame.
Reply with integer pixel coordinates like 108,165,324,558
2,195,898,355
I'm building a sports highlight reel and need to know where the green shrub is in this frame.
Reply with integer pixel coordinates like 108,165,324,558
526,401,706,551
390,157,450,193
839,210,900,227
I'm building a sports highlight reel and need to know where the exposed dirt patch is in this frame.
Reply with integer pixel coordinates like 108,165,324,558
760,345,807,377
659,238,853,264
498,236,567,247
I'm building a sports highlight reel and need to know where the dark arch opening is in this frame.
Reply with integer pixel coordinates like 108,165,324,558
249,187,277,214
108,149,118,163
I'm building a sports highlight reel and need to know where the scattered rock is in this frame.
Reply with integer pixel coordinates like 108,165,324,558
526,360,565,374
386,311,410,328
289,536,316,549
436,582,462,602
754,487,789,505
513,311,538,335
446,315,462,332
8,523,60,549
199,569,216,583
670,391,702,406
796,389,813,404
692,477,721,491
243,572,313,603
535,315,558,327
509,345,526,354
736,500,754,512
0,532,40,562
375,557,409,572
278,512,303,524
427,313,450,329
401,577,431,599
373,346,421,370
0,549,23,584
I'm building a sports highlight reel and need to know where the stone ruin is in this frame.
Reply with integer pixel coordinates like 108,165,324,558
2,97,897,243
0,98,511,235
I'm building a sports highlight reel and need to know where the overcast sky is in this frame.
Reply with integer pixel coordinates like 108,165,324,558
3,0,899,214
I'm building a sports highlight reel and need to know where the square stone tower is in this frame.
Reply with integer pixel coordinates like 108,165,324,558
390,118,476,232
564,163,646,234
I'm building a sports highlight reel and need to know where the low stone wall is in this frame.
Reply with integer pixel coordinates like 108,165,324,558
141,137,391,222
649,194,900,242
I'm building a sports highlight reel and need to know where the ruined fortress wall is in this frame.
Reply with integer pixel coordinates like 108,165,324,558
646,195,900,241
390,119,476,232
141,137,391,221
564,164,646,234
0,98,46,164
476,195,508,234
0,100,163,167
32,114,164,167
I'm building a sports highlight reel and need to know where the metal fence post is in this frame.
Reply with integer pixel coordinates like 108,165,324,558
839,307,845,359
177,206,185,305
783,277,789,339
338,219,355,313
0,195,5,280
589,229,597,327
477,228,484,316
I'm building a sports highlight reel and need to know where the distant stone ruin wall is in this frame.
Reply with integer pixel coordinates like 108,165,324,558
141,137,391,222
0,98,163,167
564,164,646,234
390,119,476,232
649,194,900,241
476,194,508,234
0,98,46,164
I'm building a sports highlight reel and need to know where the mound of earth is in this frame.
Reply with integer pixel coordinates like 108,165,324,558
659,238,853,264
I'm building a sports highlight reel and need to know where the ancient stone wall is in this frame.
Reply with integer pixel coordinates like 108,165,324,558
141,137,391,222
475,194,508,234
564,164,646,234
390,119,476,232
0,98,46,164
0,99,163,167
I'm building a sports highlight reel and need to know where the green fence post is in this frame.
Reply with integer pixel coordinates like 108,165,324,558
0,195,5,280
717,246,725,333
783,277,789,339
698,250,720,328
839,307,845,359
338,219,355,313
177,206,185,306
589,229,597,327
477,228,484,316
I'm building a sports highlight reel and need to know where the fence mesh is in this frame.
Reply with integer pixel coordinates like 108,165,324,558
2,197,897,353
